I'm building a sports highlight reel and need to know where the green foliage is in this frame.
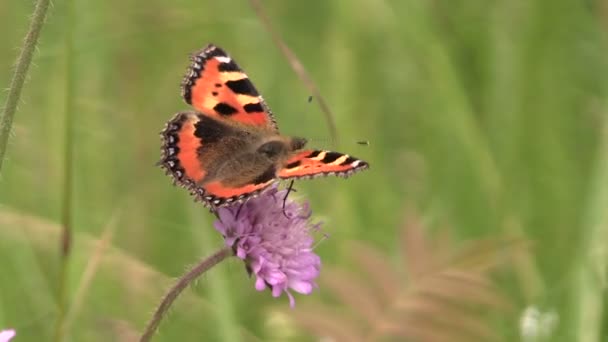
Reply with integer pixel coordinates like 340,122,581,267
1,0,607,341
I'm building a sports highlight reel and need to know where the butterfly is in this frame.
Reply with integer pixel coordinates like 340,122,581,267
159,44,369,208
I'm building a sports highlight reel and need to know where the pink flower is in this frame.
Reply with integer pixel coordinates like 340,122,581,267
214,185,322,307
0,329,15,342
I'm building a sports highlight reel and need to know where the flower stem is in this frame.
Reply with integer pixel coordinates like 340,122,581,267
0,0,50,172
140,246,234,342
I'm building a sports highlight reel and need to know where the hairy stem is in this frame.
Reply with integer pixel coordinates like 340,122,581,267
140,246,234,342
0,0,50,172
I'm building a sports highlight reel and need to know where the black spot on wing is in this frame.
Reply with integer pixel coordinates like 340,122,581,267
193,114,232,144
214,103,238,116
286,160,301,169
225,78,259,97
243,102,264,113
321,152,344,164
340,156,357,166
251,166,276,185
218,61,241,72
307,150,322,158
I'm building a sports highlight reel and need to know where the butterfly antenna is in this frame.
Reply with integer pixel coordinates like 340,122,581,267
306,136,371,147
282,180,296,218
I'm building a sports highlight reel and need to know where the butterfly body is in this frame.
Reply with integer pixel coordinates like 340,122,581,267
160,44,368,208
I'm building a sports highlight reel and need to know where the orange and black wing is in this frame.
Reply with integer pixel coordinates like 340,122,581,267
181,44,278,131
278,150,369,179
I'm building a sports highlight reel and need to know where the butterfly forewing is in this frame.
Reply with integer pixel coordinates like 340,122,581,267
181,44,278,131
278,150,369,179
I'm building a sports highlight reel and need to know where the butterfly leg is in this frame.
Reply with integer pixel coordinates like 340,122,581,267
282,180,296,218
235,202,246,220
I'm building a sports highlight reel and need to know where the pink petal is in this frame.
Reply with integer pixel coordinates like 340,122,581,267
272,285,285,298
286,290,296,308
236,247,247,259
255,277,267,291
0,329,16,342
289,280,313,294
265,270,287,286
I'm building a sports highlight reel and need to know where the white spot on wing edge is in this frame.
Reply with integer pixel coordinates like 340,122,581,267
215,56,231,63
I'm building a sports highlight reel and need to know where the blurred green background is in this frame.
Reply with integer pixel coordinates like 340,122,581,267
2,0,608,341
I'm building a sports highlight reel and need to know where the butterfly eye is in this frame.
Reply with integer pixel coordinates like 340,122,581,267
290,137,307,151
257,141,286,158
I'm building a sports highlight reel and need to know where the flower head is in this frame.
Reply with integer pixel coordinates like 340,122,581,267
214,185,322,306
0,329,15,342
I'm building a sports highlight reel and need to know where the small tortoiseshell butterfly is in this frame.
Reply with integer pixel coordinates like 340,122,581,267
160,44,369,208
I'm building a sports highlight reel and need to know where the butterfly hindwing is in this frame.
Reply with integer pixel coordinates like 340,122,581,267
181,44,278,131
202,178,276,206
278,150,369,179
200,153,278,206
160,111,277,207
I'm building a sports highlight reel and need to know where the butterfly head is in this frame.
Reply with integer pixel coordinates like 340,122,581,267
290,137,307,151
256,136,307,163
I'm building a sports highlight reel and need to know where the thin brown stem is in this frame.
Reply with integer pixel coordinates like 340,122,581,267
63,210,119,332
248,0,338,144
139,246,234,342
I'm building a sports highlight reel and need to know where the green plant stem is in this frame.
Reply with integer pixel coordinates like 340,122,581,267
0,0,50,172
575,116,608,342
140,246,234,342
52,0,75,340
